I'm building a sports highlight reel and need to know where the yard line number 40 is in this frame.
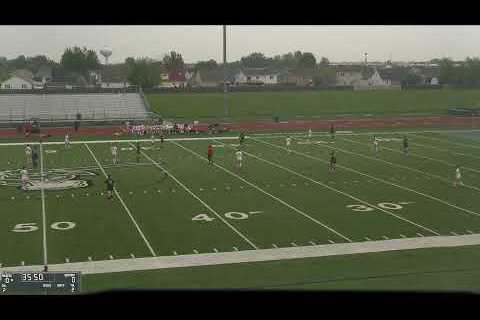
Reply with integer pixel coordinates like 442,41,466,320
12,221,76,233
192,211,263,222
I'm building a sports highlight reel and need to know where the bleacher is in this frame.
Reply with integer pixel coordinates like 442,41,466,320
0,92,152,123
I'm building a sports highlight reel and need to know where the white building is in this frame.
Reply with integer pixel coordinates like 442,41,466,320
235,68,279,85
0,75,37,90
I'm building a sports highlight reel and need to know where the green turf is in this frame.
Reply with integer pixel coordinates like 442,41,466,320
146,89,480,121
1,129,480,292
83,245,480,292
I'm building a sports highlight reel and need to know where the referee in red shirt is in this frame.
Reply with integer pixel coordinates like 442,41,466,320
207,145,214,165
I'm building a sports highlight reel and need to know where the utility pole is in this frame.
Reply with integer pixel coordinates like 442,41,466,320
223,25,228,118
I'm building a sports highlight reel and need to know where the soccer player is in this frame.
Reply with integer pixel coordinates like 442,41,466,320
20,166,29,190
32,147,38,169
25,144,32,166
111,144,119,164
239,131,246,146
105,175,115,200
160,133,165,148
151,134,155,147
136,141,141,163
307,128,312,142
235,149,243,170
286,137,292,153
329,150,337,172
403,135,409,156
207,145,214,165
64,133,70,149
330,124,335,141
373,136,379,153
454,166,463,187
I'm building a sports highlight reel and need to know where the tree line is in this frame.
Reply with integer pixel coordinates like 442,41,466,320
3,47,480,88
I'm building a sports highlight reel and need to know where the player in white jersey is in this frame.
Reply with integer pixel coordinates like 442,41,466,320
151,135,156,147
454,166,462,187
111,144,119,164
235,149,243,170
64,134,70,149
20,166,29,190
286,137,292,153
25,144,32,166
307,128,312,141
373,136,379,153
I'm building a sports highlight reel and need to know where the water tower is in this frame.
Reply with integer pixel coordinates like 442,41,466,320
100,46,112,65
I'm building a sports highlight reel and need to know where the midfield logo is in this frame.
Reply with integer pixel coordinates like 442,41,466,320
0,169,97,191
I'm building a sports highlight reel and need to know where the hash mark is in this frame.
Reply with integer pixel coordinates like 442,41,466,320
21,261,25,266
130,254,135,258
290,242,298,247
450,231,458,236
213,248,219,253
467,230,474,234
65,258,70,263
382,236,390,240
309,241,316,245
109,255,114,260
328,239,335,244
416,233,424,237
364,237,371,241
233,247,239,251
272,244,278,248
193,249,199,254
400,234,407,238
173,251,178,256
88,257,92,261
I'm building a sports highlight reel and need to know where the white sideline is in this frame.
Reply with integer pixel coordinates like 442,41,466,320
253,137,480,219
84,143,157,257
3,234,480,275
134,143,259,250
0,136,239,146
171,141,352,242
39,143,48,266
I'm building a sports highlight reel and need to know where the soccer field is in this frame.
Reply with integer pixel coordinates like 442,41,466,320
1,129,480,292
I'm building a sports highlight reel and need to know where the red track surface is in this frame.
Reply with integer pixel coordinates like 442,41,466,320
1,116,480,139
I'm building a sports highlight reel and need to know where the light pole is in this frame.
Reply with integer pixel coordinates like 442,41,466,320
223,25,228,118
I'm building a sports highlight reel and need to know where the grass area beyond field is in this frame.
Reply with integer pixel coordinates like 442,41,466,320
1,129,480,293
147,89,480,121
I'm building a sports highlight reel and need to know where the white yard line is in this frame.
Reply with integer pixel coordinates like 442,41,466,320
84,143,157,257
39,142,48,266
340,136,480,175
333,137,480,193
238,138,440,236
6,234,480,275
253,137,480,219
134,143,258,250
172,140,353,242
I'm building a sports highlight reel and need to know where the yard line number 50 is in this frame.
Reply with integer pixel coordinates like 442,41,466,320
12,221,76,233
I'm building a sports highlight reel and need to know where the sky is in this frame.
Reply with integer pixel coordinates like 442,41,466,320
0,25,479,64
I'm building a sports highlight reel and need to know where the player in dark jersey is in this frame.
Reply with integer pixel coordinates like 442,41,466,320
329,150,337,172
136,141,141,163
207,145,214,165
330,124,335,141
31,147,38,169
160,133,165,148
105,175,114,200
239,131,246,146
403,135,409,156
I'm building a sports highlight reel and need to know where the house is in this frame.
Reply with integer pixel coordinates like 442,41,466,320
335,65,393,90
378,67,409,87
417,67,441,85
156,71,187,88
34,65,53,84
234,68,279,85
194,69,234,87
0,70,41,90
277,69,314,86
